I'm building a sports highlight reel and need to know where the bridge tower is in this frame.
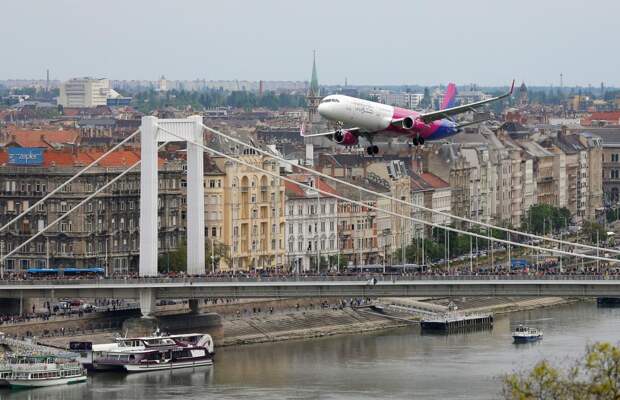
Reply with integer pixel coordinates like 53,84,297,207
139,116,205,277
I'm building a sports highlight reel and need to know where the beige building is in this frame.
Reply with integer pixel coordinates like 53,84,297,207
367,160,415,264
213,150,286,271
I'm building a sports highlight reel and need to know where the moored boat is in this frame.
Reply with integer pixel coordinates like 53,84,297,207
6,355,87,388
73,332,215,373
512,325,543,343
72,332,214,372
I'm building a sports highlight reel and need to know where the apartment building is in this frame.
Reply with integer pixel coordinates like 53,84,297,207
58,78,110,108
0,147,185,274
213,149,286,271
284,175,338,272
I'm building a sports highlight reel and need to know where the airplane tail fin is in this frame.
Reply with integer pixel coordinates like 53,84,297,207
441,83,458,110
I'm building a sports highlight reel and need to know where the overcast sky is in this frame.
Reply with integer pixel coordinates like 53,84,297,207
2,0,619,87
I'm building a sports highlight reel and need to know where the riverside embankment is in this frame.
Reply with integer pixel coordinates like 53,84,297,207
34,295,584,349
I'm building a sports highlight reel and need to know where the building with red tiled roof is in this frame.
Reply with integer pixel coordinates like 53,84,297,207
0,147,184,275
2,128,80,149
581,111,620,127
419,173,449,189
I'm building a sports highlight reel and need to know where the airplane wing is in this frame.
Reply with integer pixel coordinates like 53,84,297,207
300,125,360,137
418,80,515,124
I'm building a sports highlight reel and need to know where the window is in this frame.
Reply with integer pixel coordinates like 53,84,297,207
612,170,619,179
613,154,619,162
289,225,293,234
212,227,217,237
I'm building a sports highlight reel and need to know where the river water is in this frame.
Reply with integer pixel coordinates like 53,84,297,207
2,301,620,400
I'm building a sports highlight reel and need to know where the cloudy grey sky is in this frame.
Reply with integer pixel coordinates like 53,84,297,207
2,0,619,86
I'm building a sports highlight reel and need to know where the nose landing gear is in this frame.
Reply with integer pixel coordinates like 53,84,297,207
366,145,379,155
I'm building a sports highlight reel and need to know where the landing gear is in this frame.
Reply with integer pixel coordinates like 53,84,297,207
411,136,425,146
366,145,379,155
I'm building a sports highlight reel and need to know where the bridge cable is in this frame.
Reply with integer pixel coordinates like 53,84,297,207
0,129,141,235
200,122,619,256
157,123,620,265
0,140,168,264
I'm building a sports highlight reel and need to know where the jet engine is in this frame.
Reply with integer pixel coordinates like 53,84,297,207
402,116,415,129
333,130,358,146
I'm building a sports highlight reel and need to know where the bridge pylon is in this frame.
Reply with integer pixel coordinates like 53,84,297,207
139,116,205,277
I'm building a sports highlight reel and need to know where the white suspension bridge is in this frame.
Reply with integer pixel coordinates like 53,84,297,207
0,116,619,316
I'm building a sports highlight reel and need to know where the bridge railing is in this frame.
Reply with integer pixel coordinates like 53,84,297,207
0,274,619,286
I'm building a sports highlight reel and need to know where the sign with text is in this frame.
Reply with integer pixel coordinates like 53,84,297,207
8,147,44,166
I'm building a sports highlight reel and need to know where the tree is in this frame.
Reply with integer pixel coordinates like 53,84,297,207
523,205,571,234
157,241,187,273
503,342,620,399
582,221,607,244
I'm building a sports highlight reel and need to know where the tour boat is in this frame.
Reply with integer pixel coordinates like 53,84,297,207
72,332,214,372
94,333,214,372
512,325,543,343
0,364,11,387
6,355,87,388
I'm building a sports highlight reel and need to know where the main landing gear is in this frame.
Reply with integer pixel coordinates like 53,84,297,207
366,145,379,155
411,136,425,146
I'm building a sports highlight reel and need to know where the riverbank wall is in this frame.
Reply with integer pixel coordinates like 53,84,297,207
35,296,584,350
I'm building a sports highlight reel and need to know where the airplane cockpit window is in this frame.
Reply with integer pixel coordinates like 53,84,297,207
320,98,340,104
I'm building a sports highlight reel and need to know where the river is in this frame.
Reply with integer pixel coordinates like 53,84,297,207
2,301,620,400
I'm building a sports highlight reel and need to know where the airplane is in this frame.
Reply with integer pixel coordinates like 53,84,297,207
301,80,514,155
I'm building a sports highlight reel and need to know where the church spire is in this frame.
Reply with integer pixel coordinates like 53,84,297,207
306,51,321,125
309,50,319,97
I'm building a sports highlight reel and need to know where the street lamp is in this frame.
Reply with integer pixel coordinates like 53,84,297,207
210,237,216,274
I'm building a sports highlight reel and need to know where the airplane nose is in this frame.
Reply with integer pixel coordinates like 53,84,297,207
318,102,328,117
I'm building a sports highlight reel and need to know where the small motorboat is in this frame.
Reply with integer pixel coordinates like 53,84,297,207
512,324,543,343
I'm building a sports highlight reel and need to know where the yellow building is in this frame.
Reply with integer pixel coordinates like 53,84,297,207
212,150,286,271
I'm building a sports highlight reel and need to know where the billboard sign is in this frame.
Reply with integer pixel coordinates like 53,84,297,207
8,147,44,166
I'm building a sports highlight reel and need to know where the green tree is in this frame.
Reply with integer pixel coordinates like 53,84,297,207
523,205,571,234
503,342,620,399
157,241,187,273
582,221,607,244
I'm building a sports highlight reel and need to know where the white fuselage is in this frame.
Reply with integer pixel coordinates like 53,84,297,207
318,95,395,132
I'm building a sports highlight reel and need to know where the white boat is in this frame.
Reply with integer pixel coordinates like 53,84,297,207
512,325,543,343
6,355,87,389
0,365,11,387
96,333,214,373
69,333,213,371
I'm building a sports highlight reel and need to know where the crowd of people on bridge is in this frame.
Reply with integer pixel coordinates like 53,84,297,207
1,258,615,282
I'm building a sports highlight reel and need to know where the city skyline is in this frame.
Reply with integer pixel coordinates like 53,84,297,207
2,0,620,87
